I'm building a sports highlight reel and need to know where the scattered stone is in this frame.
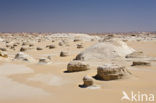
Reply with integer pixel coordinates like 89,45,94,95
47,56,52,60
83,75,94,87
77,44,83,48
13,44,18,47
0,51,8,58
36,47,43,50
6,44,11,48
60,51,69,57
125,51,145,58
10,46,15,50
22,42,29,46
38,57,51,64
46,45,55,49
38,39,41,42
14,52,35,62
95,64,131,81
67,61,90,72
0,48,7,51
131,61,151,66
58,42,63,46
74,38,81,42
20,47,27,52
29,44,34,47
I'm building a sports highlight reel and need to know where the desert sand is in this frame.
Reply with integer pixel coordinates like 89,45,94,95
0,33,156,103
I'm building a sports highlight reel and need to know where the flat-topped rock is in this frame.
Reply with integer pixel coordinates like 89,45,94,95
131,61,151,66
125,51,145,58
36,47,43,50
67,61,90,72
38,57,51,64
95,64,131,81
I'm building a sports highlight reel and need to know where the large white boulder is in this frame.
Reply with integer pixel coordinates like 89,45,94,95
75,39,135,62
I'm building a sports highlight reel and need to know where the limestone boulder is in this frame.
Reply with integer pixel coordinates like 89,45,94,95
38,57,51,64
75,39,135,62
14,52,35,62
131,61,150,66
95,64,131,81
83,75,94,87
67,61,90,72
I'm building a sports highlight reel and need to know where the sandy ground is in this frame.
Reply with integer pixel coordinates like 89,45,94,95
0,36,156,103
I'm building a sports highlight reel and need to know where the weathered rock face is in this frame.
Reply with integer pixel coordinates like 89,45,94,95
125,51,145,58
83,75,94,87
60,51,69,57
132,61,150,66
67,61,90,72
95,64,131,81
75,39,135,62
14,52,35,62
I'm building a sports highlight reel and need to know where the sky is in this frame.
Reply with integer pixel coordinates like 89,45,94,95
0,0,156,33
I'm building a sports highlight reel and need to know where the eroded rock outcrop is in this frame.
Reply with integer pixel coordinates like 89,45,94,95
75,39,135,62
95,64,131,81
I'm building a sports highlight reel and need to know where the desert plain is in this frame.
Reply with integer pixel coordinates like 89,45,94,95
0,32,156,103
